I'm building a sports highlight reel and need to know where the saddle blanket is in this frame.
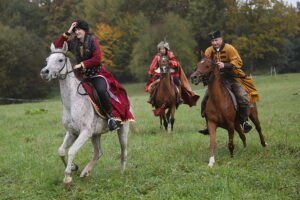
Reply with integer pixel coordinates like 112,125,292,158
80,66,135,123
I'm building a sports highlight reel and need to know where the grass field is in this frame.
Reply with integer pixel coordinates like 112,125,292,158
0,73,299,200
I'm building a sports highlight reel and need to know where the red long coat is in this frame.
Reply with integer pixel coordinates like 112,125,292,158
146,51,200,107
54,33,134,122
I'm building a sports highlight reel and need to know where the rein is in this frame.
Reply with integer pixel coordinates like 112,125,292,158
50,52,74,80
195,58,219,85
50,51,88,96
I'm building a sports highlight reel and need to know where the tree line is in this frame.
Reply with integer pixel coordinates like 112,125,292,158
0,0,299,100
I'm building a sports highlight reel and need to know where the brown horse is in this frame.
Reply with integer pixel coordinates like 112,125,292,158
190,57,267,167
152,55,177,132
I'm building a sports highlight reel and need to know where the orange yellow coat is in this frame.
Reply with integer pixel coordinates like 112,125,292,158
205,43,259,102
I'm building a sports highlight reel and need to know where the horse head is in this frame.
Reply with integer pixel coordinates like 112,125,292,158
190,57,217,85
40,42,70,81
158,55,170,75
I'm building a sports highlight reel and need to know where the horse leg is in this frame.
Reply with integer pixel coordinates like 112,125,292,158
207,121,217,167
228,128,235,157
160,116,163,129
80,135,103,178
57,131,78,170
169,106,176,133
249,104,267,147
117,123,129,172
162,111,168,131
64,130,90,186
235,123,247,148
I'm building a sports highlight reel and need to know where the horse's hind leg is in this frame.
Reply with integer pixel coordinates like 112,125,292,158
249,104,267,147
57,131,77,169
228,128,235,157
235,123,247,147
162,112,168,131
118,123,129,172
80,135,103,178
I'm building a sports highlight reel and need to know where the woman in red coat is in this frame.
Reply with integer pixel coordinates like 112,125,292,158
55,20,134,131
146,41,200,107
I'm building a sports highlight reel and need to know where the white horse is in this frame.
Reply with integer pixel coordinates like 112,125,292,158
40,42,129,186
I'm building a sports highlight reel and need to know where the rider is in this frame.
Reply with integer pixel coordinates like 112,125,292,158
199,30,259,135
146,41,183,105
54,20,120,131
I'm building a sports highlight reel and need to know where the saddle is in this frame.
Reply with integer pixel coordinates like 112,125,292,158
226,88,238,111
148,78,182,107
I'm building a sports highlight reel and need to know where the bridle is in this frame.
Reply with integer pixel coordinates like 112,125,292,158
195,58,218,85
158,55,170,74
50,52,74,80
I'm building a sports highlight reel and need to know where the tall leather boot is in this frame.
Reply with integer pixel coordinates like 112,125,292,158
198,117,209,135
175,86,183,106
107,114,119,131
97,92,119,131
239,105,252,133
198,94,209,135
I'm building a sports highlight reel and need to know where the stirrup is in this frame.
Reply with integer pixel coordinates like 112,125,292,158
108,118,120,131
242,121,252,133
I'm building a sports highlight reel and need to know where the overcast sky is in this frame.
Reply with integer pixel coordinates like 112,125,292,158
284,0,299,7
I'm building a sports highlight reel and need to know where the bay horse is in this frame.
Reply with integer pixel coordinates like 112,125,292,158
40,43,130,186
152,55,177,133
190,57,267,167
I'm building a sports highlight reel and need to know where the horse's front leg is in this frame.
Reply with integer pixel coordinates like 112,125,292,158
207,121,217,167
169,105,176,133
80,134,102,178
57,131,77,168
118,123,129,172
64,130,90,186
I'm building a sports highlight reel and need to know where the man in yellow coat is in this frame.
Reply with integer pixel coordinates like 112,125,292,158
199,30,259,135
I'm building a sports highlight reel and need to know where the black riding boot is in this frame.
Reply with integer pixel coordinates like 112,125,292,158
173,77,183,105
175,87,183,106
91,77,119,131
107,115,119,131
198,117,209,135
239,105,252,133
198,94,209,135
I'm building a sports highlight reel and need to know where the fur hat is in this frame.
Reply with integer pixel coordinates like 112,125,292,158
157,41,170,50
208,30,222,39
73,20,89,32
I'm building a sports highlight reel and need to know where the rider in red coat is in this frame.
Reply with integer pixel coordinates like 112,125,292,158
146,41,200,107
55,20,134,131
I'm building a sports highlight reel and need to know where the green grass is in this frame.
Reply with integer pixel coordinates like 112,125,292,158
0,74,299,199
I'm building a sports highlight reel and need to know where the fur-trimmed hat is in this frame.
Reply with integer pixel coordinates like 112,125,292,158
157,41,170,50
73,20,89,32
208,30,222,39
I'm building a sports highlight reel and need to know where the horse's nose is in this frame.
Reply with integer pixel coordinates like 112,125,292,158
190,75,199,85
40,68,49,79
190,75,196,82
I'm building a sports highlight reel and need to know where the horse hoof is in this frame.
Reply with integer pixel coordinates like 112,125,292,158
80,171,90,178
262,142,268,147
64,180,73,187
208,157,215,167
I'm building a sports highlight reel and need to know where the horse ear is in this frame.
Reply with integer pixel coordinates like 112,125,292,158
50,43,56,52
200,50,204,58
62,42,68,52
